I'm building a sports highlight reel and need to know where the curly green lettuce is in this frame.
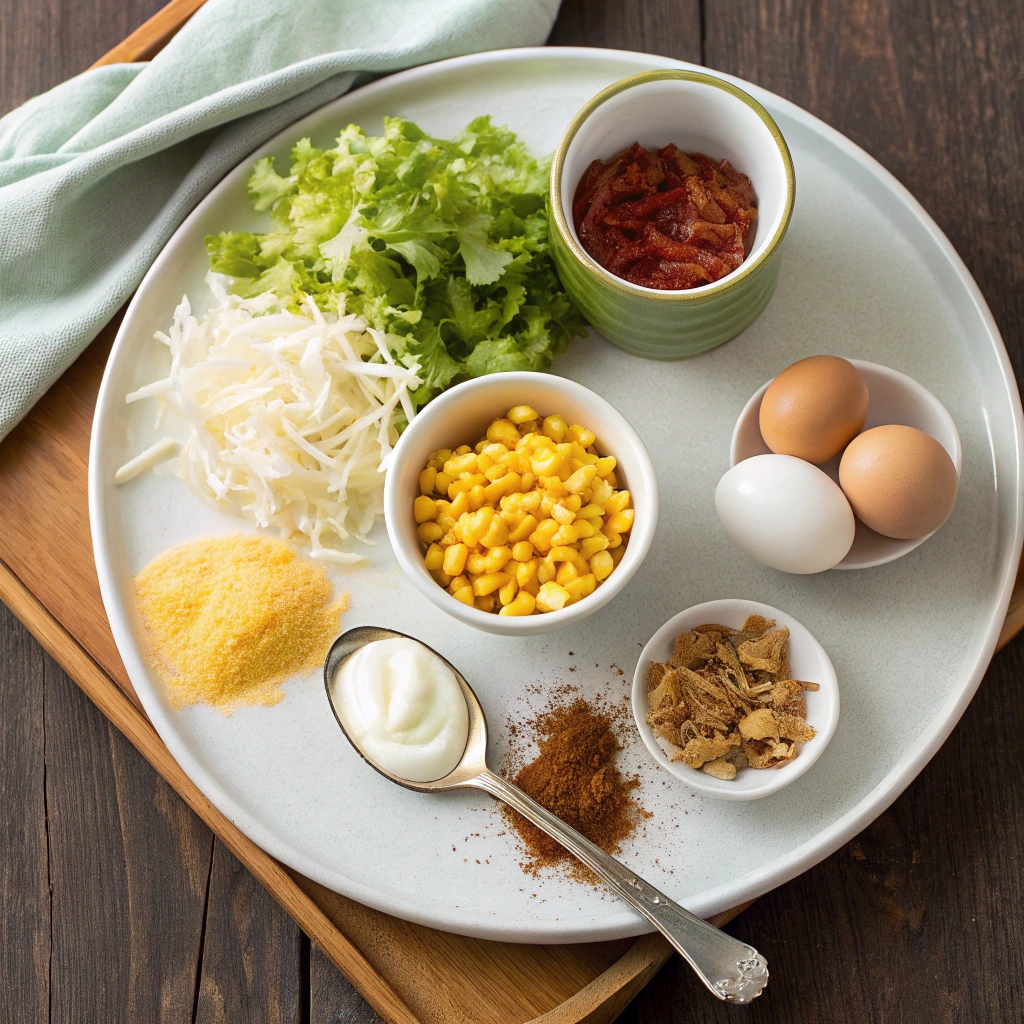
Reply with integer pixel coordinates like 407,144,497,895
206,116,587,407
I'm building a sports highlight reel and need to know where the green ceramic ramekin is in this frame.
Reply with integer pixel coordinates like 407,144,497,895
549,70,795,359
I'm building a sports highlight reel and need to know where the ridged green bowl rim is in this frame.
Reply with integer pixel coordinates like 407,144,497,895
550,69,796,302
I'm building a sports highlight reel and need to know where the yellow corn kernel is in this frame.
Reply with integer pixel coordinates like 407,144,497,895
447,477,473,499
590,550,614,580
465,507,495,545
519,472,536,491
564,464,597,494
430,448,452,469
530,450,563,478
442,543,469,576
548,545,578,563
602,528,622,549
536,582,570,612
555,561,579,586
515,558,538,586
486,418,520,448
605,469,620,489
434,472,453,495
474,439,490,454
565,574,596,600
576,503,603,519
480,517,509,548
424,543,444,571
448,575,471,593
484,472,521,503
475,595,497,613
444,452,478,478
551,503,576,526
509,513,538,543
604,490,631,515
455,444,472,456
610,544,626,565
482,462,504,482
485,546,512,572
550,524,578,547
413,495,437,523
417,521,444,544
529,518,560,553
498,577,518,606
440,529,458,547
499,591,536,616
520,575,540,597
512,541,534,562
466,551,489,575
518,420,540,437
567,424,596,447
579,534,610,560
482,442,508,460
473,572,510,597
541,414,567,442
451,585,475,606
528,433,555,450
594,455,617,478
537,556,557,584
467,484,487,511
607,509,635,534
590,477,613,507
507,405,539,425
419,466,438,495
430,568,452,587
573,519,596,539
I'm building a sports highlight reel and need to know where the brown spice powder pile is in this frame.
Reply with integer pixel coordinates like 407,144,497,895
502,698,649,879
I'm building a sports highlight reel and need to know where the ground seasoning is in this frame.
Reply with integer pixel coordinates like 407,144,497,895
502,698,648,878
135,533,348,714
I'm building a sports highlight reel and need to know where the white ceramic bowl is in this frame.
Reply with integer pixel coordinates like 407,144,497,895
632,599,840,801
730,359,963,569
383,371,659,636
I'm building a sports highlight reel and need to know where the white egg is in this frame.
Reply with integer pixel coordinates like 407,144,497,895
715,454,856,574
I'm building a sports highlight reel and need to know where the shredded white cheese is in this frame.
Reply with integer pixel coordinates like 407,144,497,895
118,274,421,564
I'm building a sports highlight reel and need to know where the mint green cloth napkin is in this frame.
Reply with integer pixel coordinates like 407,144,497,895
0,0,560,441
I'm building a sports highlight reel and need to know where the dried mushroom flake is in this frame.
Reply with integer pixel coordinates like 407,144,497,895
645,616,819,780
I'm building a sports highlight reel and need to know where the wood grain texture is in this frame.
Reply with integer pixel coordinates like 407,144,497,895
0,603,48,1024
311,943,385,1024
549,0,702,63
194,842,303,1024
43,649,211,1023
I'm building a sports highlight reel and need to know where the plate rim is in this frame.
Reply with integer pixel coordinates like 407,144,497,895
89,44,1024,943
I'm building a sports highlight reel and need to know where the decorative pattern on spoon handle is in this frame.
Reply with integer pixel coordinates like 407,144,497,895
470,769,768,1003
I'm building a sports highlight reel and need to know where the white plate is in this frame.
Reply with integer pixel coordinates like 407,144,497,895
89,47,1024,944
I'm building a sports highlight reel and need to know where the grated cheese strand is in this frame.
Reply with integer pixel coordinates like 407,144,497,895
118,274,421,563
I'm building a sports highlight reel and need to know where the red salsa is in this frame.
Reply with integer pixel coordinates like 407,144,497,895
572,143,758,290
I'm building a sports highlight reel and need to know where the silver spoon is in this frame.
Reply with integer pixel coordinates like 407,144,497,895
324,625,769,1004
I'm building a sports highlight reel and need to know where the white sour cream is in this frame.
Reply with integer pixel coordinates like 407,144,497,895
332,637,469,783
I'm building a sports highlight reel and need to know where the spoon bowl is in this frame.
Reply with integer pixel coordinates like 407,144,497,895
324,625,770,1004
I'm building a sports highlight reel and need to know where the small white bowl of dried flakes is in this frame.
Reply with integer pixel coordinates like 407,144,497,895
631,598,840,800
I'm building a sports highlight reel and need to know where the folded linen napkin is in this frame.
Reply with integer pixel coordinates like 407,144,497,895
0,0,561,441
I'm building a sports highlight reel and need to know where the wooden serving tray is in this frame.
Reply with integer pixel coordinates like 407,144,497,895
1,6,1020,1022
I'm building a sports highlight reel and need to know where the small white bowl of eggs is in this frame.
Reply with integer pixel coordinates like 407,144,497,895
717,356,961,571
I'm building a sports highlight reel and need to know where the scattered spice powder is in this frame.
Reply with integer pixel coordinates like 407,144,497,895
502,698,649,879
135,533,348,714
646,616,818,779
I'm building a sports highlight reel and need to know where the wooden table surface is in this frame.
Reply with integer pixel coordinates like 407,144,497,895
3,0,1023,1021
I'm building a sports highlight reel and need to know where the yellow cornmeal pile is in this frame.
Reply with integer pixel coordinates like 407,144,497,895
135,534,349,714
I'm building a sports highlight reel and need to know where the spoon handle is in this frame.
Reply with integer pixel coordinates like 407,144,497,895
469,769,768,1004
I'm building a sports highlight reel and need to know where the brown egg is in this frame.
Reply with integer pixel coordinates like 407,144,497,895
759,356,869,464
839,425,958,540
